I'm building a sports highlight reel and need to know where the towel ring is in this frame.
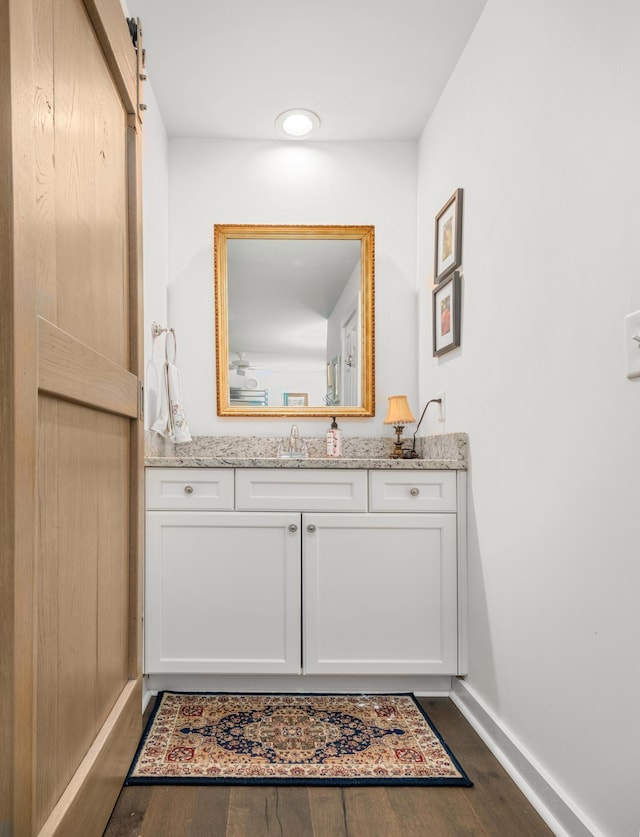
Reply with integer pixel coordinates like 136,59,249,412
150,322,177,363
165,328,177,363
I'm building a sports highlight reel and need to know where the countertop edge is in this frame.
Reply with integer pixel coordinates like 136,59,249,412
144,456,467,470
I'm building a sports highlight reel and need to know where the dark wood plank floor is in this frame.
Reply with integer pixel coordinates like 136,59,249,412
104,697,555,837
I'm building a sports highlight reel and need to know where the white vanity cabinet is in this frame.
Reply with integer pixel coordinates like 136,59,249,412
145,466,466,680
144,510,302,674
145,468,302,674
302,512,458,674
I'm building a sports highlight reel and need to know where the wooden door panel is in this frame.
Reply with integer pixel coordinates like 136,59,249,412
36,397,132,829
96,409,131,727
32,0,57,326
37,395,100,825
40,0,140,833
37,317,138,417
36,680,142,837
52,0,130,366
35,396,62,828
2,0,143,831
52,0,98,344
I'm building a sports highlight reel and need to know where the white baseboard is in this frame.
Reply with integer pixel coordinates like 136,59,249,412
450,679,603,837
143,673,453,708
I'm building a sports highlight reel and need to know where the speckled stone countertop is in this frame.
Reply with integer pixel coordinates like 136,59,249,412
145,432,468,470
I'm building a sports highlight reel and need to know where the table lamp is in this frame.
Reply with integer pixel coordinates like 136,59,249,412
384,395,415,458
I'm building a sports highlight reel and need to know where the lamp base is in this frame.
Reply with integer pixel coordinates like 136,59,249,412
388,425,406,459
389,442,405,459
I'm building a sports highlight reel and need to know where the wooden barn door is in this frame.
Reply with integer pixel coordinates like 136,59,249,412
0,0,144,835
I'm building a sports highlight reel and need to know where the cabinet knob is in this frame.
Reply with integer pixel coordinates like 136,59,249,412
410,487,420,497
184,485,194,495
307,524,317,533
288,524,298,533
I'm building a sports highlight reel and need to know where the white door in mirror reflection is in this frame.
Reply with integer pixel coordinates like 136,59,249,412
342,306,359,407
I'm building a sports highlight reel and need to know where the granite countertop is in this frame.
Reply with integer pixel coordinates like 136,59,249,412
145,433,468,470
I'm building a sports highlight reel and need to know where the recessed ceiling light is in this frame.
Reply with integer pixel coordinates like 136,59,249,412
275,109,321,139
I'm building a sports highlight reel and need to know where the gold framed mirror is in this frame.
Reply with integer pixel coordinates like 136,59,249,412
214,224,375,417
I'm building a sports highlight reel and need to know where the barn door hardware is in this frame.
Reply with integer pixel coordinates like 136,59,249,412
126,18,147,117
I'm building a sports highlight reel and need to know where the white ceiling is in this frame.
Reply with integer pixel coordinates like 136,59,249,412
130,0,488,141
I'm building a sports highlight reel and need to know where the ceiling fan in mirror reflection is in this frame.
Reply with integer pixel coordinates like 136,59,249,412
228,351,256,375
228,352,281,387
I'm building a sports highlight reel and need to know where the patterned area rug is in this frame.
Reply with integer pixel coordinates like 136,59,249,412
126,692,472,786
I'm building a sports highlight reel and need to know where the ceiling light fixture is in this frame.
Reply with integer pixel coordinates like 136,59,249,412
275,108,321,139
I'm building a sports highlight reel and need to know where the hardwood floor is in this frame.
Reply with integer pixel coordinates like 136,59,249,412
104,697,555,836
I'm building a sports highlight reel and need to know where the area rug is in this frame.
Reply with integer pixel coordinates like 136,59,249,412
126,692,472,787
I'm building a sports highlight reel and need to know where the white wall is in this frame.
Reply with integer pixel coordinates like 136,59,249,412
166,139,418,437
142,82,169,426
417,2,640,835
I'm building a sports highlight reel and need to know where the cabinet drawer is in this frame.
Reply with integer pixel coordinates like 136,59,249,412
236,469,368,512
369,470,457,512
146,468,234,510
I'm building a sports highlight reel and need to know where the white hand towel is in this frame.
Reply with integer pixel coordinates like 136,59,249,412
150,362,170,438
151,360,192,443
167,361,192,443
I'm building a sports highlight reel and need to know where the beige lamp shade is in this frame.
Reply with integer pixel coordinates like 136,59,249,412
384,395,415,426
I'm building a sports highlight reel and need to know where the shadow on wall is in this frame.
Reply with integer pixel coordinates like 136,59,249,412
373,252,419,411
145,330,175,433
464,462,499,709
166,248,217,432
145,352,162,431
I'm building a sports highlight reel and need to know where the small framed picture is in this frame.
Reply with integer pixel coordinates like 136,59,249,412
433,271,461,356
283,392,308,406
434,188,463,283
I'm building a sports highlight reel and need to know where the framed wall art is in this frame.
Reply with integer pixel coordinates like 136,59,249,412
434,188,463,282
283,392,308,406
433,271,461,356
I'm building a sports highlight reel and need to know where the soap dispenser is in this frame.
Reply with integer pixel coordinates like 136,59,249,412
326,417,342,457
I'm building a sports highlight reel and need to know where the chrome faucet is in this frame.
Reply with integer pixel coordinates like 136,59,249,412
277,424,308,458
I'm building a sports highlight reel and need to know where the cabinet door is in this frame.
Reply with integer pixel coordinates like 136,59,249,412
303,513,457,674
145,512,301,673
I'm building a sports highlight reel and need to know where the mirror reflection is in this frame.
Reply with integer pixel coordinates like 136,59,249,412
214,225,375,417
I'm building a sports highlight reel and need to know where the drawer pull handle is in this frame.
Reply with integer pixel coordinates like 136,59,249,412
410,487,420,497
184,485,194,495
307,524,317,533
288,524,298,533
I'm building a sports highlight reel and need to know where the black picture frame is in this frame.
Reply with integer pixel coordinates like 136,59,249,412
434,188,463,283
433,271,461,356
